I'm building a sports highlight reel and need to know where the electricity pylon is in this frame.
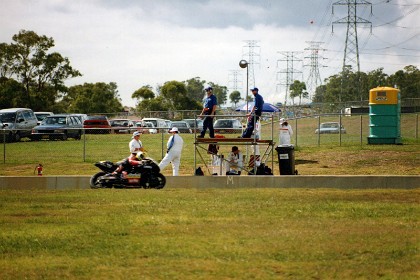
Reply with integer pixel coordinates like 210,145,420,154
304,41,326,101
277,51,303,106
242,40,260,89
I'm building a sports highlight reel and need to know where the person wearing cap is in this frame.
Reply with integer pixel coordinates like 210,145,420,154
279,118,293,145
159,127,184,176
199,86,217,138
226,146,243,175
241,87,264,138
129,131,144,154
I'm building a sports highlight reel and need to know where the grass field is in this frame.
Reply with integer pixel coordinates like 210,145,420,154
0,188,419,279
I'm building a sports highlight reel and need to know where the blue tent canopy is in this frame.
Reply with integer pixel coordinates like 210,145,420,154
235,102,280,113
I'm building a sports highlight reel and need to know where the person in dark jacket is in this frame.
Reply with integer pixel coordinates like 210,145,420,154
241,87,264,138
199,86,217,138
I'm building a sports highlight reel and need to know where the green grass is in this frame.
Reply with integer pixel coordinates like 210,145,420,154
0,188,419,279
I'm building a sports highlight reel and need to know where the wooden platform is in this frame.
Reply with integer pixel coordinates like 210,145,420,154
195,138,274,145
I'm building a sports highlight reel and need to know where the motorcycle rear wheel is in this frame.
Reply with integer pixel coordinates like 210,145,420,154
90,172,106,188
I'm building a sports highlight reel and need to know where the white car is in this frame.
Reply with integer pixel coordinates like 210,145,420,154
143,122,158,134
315,122,346,134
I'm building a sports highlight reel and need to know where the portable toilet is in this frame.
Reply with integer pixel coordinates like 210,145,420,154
368,87,402,144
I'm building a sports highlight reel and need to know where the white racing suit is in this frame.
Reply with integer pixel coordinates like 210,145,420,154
279,124,293,145
159,134,184,176
226,151,243,173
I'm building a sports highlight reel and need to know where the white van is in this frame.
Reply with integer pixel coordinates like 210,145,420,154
141,118,167,133
0,108,38,142
34,111,54,125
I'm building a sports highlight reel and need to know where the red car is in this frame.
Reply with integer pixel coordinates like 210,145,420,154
83,115,111,134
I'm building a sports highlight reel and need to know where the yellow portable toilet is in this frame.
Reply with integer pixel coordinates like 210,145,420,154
368,87,402,144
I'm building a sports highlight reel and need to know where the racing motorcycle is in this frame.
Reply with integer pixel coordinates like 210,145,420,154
90,156,166,189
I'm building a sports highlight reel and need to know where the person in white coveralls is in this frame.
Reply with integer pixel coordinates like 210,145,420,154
279,118,293,145
159,127,184,176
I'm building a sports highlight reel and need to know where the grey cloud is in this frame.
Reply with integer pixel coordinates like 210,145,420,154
97,0,326,29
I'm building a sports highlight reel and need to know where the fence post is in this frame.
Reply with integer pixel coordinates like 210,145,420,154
416,114,419,140
161,129,164,160
83,129,86,162
360,115,363,146
295,117,298,147
2,130,5,164
339,113,342,146
317,116,321,146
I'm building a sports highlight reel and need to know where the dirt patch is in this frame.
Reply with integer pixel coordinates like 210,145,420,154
294,149,419,175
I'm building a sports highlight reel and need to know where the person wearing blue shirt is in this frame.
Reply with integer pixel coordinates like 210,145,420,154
199,86,217,138
241,87,264,138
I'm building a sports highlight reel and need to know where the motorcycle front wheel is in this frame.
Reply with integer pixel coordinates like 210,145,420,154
152,173,166,189
90,172,106,189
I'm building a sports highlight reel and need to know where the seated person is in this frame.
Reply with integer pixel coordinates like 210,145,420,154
226,146,243,175
112,152,146,177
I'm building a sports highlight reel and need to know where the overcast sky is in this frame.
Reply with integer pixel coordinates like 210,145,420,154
1,0,419,107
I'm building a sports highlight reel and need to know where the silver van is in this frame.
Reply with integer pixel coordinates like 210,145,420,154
0,108,38,142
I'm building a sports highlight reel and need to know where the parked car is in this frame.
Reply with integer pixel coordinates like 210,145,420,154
182,119,203,132
69,113,88,124
31,114,83,140
0,108,38,142
164,120,172,129
141,118,167,133
170,121,192,133
315,122,346,134
143,121,158,134
83,115,111,134
110,119,135,134
214,119,243,134
134,121,147,134
34,112,54,125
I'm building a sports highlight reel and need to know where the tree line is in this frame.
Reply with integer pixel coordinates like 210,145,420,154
1,30,418,114
312,65,419,105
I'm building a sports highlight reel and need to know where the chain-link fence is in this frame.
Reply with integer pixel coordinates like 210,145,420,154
0,113,418,164
260,113,419,147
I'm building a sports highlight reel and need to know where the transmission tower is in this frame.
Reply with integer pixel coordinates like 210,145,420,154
228,70,242,92
277,51,303,106
242,40,260,89
228,70,243,104
304,41,326,101
332,0,372,74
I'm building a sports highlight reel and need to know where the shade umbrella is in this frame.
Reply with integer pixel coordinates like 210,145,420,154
235,102,280,113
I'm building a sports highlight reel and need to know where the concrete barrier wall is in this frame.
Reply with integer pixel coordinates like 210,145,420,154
0,175,419,190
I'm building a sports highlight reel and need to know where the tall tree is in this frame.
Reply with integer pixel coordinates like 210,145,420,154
289,80,308,105
208,82,228,106
366,68,389,90
136,95,170,112
184,77,206,103
0,43,14,78
160,80,201,110
229,90,242,107
0,30,81,110
132,85,155,104
61,82,123,113
388,65,420,99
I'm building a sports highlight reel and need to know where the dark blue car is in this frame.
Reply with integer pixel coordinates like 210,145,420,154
31,114,83,141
